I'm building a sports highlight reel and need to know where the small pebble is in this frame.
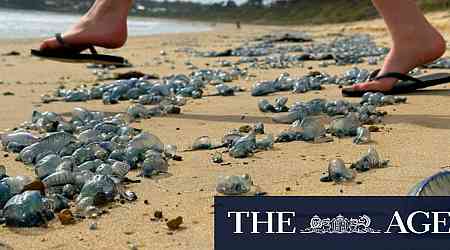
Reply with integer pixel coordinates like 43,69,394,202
154,210,163,219
128,243,138,250
167,216,183,230
368,126,380,132
58,209,75,225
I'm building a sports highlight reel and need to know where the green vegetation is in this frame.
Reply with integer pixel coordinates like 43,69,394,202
0,0,448,25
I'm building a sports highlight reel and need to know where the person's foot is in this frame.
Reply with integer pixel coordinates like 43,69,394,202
39,0,132,52
351,27,446,92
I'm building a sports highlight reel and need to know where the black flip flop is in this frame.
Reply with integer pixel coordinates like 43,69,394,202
30,33,126,65
342,69,450,97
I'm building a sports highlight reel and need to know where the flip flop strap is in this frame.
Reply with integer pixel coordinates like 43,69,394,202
369,69,381,80
374,72,424,84
55,33,75,50
55,33,98,55
87,45,98,55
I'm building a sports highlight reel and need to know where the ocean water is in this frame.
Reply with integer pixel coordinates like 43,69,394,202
0,8,211,40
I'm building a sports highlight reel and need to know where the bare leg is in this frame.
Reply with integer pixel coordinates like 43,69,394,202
352,0,446,92
39,0,133,51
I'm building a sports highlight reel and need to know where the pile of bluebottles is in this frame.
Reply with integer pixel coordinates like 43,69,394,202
251,68,372,96
187,122,273,159
193,34,388,68
259,92,407,144
320,146,390,183
0,107,177,227
186,89,403,161
42,68,247,105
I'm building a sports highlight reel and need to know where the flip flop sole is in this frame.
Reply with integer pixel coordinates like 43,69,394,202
30,49,125,65
342,73,450,97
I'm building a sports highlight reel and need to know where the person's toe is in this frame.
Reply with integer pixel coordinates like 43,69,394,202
39,38,59,51
352,82,372,91
351,79,396,92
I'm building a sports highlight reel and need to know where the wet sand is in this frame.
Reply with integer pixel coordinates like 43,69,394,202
0,11,449,250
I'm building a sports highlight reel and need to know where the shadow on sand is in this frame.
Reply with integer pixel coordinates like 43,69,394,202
401,89,450,96
61,111,275,124
384,114,450,130
166,113,274,124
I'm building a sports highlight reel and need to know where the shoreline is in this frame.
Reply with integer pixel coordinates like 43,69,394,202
0,7,214,41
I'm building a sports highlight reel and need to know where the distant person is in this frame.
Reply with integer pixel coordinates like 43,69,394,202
32,0,447,94
236,21,241,29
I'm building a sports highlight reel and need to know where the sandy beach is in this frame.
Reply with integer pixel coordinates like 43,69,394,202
0,11,449,250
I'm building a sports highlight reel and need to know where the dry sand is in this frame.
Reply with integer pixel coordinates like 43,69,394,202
0,11,449,250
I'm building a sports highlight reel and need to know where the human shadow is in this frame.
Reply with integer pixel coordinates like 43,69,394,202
384,114,450,130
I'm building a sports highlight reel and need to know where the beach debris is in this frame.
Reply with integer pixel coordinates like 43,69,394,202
336,67,370,85
141,151,169,177
276,116,328,143
1,131,39,153
0,107,174,227
0,180,12,209
57,209,75,225
258,97,289,113
239,125,252,133
368,125,381,132
229,131,256,158
423,57,450,69
350,147,389,172
254,122,265,134
154,210,163,219
1,51,20,56
251,72,328,96
272,97,356,125
255,32,313,43
256,134,274,150
211,152,223,164
194,34,387,68
408,171,450,196
166,216,183,230
3,191,53,227
320,159,355,183
48,68,246,106
89,222,98,230
353,127,371,144
329,113,360,137
0,165,6,178
192,136,213,150
216,174,253,195
22,179,45,194
2,92,14,96
360,92,407,106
